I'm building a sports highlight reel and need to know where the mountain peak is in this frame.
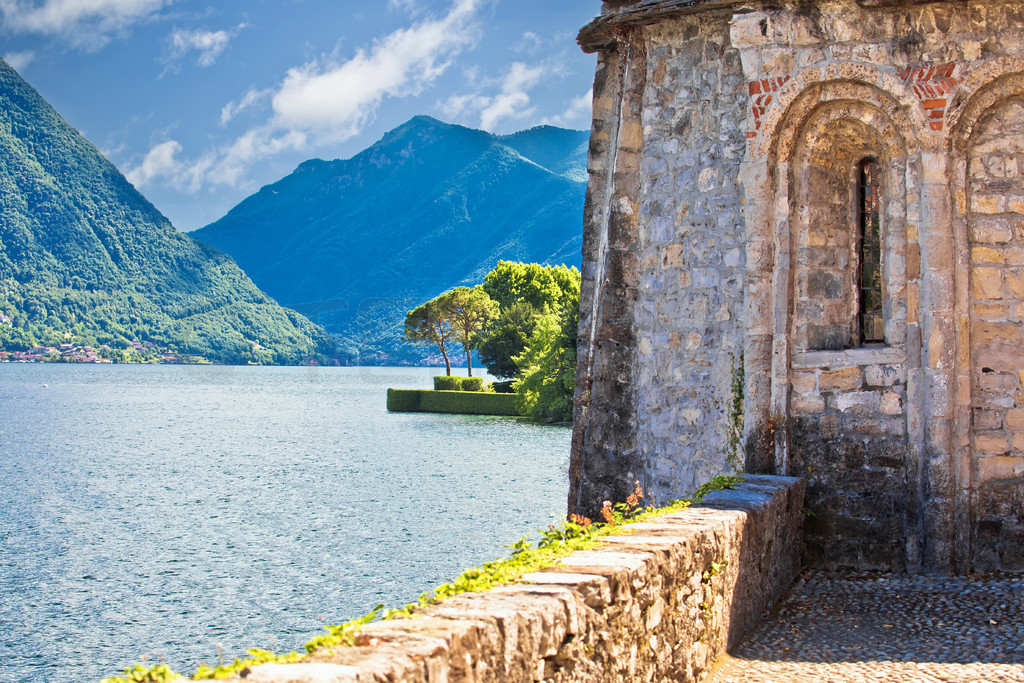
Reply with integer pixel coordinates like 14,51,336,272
192,116,587,364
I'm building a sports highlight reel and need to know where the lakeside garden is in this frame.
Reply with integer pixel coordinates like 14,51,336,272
399,260,580,422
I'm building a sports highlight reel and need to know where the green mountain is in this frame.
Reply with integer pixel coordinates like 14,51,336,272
0,59,332,364
193,116,587,364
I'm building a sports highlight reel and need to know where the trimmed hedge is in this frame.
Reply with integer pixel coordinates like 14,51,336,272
461,377,485,392
387,389,519,416
433,376,462,391
432,376,488,392
386,389,422,412
421,391,519,415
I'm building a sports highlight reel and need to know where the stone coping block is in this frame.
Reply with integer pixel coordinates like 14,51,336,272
221,475,804,683
791,347,907,370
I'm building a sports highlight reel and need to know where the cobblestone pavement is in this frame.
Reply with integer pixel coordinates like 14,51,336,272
706,570,1024,682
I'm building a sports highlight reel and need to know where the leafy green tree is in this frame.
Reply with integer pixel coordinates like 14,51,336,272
482,261,577,311
477,301,538,380
403,299,456,375
477,261,581,379
513,289,579,422
438,286,498,377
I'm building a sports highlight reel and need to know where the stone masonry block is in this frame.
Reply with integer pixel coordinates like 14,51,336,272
973,303,1012,318
791,371,817,394
979,371,1020,393
973,246,1004,264
1005,270,1024,297
818,367,864,392
972,194,1007,214
971,219,1014,243
865,364,906,387
881,391,903,415
978,456,1024,481
662,243,685,269
832,391,881,414
1006,407,1024,430
977,432,1011,455
792,395,826,414
973,268,1003,299
974,322,1024,347
620,122,644,151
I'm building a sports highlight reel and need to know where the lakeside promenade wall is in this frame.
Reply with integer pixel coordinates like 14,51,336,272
220,476,803,682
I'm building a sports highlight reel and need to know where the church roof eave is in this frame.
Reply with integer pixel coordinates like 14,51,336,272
577,0,744,53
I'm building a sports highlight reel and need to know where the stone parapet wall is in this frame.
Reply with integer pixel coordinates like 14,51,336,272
222,476,803,683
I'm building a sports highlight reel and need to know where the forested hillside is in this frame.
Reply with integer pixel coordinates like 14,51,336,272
0,58,332,364
193,116,587,364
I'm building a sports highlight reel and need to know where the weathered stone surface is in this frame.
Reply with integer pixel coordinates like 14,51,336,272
968,94,1024,570
224,478,804,683
572,0,1024,575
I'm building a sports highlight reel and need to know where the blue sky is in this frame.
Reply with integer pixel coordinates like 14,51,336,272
1,0,599,231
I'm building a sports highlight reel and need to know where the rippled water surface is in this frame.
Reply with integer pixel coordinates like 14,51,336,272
0,365,570,682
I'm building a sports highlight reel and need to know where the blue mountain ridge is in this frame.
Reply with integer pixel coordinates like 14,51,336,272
192,115,589,364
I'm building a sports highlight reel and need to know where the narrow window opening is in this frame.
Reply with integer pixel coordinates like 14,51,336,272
858,159,884,344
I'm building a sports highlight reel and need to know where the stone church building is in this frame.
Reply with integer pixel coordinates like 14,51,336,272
569,0,1024,574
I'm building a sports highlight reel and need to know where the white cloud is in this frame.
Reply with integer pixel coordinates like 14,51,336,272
270,0,478,140
220,87,269,125
541,88,593,128
202,125,308,188
2,49,34,71
514,31,542,54
125,139,182,188
0,0,171,50
168,26,235,67
131,0,481,192
442,61,549,132
387,0,420,13
481,62,545,129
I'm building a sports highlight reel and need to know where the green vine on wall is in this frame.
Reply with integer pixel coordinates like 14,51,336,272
726,353,745,471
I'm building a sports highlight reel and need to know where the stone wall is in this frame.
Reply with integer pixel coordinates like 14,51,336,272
965,95,1024,571
569,34,647,519
569,9,751,519
225,477,804,683
633,14,749,500
729,0,963,576
576,0,1024,574
788,351,912,571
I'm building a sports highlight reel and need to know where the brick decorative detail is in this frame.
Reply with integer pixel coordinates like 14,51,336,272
898,62,963,131
748,76,791,137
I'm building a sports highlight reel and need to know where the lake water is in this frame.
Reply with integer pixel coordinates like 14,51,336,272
0,365,571,683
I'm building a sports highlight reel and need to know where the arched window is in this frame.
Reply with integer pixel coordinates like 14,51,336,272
858,159,884,344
